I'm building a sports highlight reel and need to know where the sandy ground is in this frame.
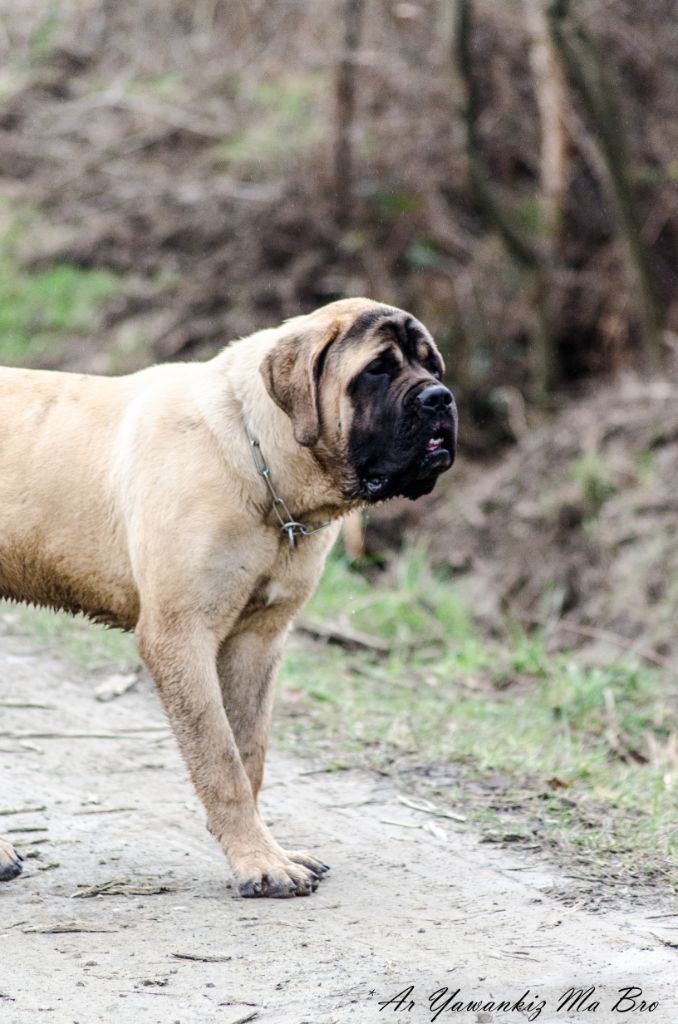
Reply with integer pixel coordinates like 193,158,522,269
0,631,676,1024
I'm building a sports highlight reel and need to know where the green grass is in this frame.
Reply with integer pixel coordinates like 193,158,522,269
304,543,473,646
0,259,120,364
277,547,678,893
125,72,185,96
568,451,616,515
0,603,137,671
0,209,121,365
209,74,327,178
3,546,676,894
28,2,62,66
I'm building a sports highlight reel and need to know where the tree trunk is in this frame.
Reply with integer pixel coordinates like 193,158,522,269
455,0,558,403
335,0,366,231
547,0,664,370
525,0,569,394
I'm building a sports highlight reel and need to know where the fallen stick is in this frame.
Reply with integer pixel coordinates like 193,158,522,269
295,617,391,652
72,879,179,898
0,701,55,709
520,615,673,671
74,807,137,816
172,951,233,963
22,921,118,934
0,726,168,740
221,1013,258,1024
0,805,47,816
95,673,139,703
397,794,467,823
380,818,421,829
6,827,48,834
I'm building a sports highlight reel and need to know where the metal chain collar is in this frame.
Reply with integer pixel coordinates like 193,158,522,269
244,422,333,548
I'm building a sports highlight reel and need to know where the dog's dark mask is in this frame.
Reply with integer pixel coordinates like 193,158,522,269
342,310,457,503
261,300,457,505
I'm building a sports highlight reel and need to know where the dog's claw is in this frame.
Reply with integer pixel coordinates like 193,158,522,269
0,838,23,882
239,880,263,897
285,850,331,878
0,860,23,882
237,859,321,898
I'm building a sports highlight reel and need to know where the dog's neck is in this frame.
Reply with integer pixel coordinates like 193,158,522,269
241,418,335,547
196,335,357,533
238,406,358,532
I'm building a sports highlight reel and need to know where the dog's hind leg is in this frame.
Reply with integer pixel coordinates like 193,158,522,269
0,837,23,881
135,614,320,898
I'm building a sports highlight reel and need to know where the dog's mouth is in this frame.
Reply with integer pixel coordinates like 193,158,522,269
361,420,456,501
420,422,454,470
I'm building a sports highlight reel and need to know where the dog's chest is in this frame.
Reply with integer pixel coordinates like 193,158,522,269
238,520,340,624
244,567,301,615
242,540,325,618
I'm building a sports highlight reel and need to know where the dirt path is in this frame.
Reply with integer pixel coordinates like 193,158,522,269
0,632,675,1024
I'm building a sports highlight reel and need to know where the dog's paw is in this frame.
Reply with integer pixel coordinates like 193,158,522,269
233,854,322,899
0,837,23,882
284,849,331,877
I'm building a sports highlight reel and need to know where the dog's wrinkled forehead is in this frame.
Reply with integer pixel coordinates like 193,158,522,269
342,306,432,348
326,305,441,376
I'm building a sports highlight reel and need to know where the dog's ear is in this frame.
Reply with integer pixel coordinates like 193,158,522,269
260,322,340,447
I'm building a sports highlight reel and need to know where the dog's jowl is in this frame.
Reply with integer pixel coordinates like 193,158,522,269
0,298,457,897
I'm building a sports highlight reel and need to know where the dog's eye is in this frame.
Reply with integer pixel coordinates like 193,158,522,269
363,353,399,379
427,359,442,380
420,346,443,380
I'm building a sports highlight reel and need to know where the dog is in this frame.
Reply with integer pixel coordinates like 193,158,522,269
0,298,457,896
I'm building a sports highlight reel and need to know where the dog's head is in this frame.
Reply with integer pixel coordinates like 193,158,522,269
261,298,457,502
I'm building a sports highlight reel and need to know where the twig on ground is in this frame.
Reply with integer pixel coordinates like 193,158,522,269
423,820,447,840
0,805,47,816
295,617,391,652
6,827,48,834
221,1012,258,1024
0,701,55,709
520,614,673,671
72,879,179,898
397,794,467,822
0,727,168,739
380,818,421,829
172,951,233,963
74,807,137,815
22,921,118,934
95,673,139,702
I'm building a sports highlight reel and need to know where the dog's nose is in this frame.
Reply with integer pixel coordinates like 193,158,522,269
416,384,454,414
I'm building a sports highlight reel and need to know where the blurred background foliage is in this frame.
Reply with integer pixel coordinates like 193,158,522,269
0,0,676,637
0,0,675,438
0,0,677,643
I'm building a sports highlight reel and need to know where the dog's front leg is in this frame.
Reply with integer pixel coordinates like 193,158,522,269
217,625,282,804
218,619,330,882
136,617,319,898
